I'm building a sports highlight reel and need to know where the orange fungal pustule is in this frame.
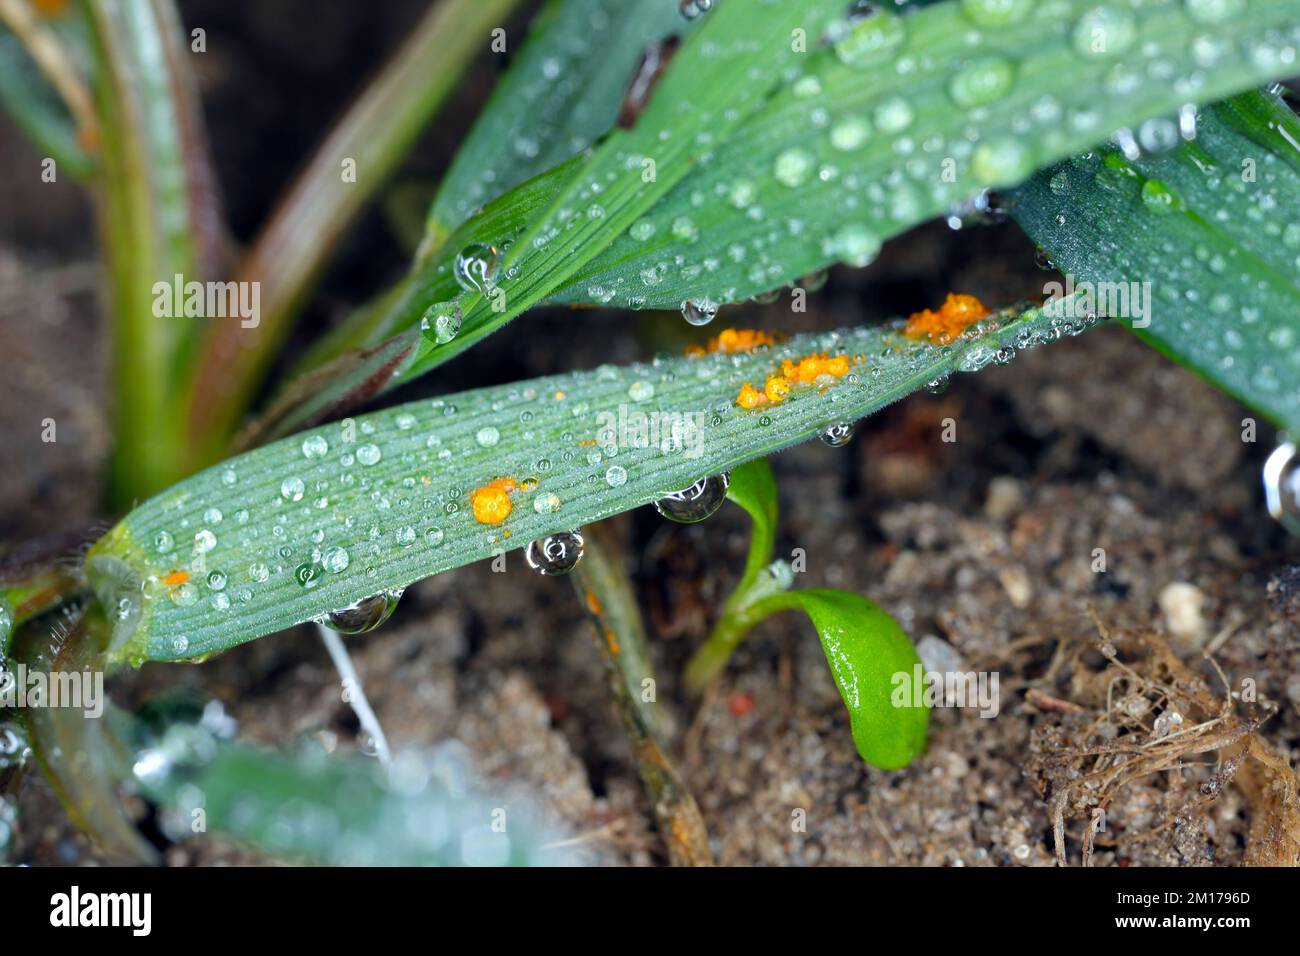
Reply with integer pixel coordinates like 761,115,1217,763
470,477,517,525
688,328,778,356
735,351,856,409
904,293,990,345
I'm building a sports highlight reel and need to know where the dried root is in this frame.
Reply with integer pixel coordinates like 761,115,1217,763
1024,613,1300,867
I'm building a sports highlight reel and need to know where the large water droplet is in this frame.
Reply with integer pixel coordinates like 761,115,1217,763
819,422,855,447
681,298,719,326
774,148,814,188
453,243,500,293
949,57,1015,107
420,302,463,345
302,434,329,459
654,473,729,523
525,530,586,576
320,589,403,635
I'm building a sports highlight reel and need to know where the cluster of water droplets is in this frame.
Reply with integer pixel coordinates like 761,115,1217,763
543,0,1300,319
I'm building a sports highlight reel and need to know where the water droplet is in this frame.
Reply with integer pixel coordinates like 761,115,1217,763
525,530,586,576
203,507,223,525
475,426,500,447
873,97,913,134
1185,0,1245,25
1265,442,1300,533
323,546,350,573
170,582,199,606
654,473,729,523
154,531,175,554
533,492,562,515
926,375,950,395
249,562,270,583
194,529,217,553
302,434,329,459
420,302,463,345
834,9,906,68
1136,116,1180,155
679,0,712,20
295,562,324,588
819,422,855,447
671,216,699,242
830,116,872,152
1072,6,1136,58
971,139,1032,184
1140,178,1179,214
681,298,719,326
628,380,656,402
453,243,500,292
949,57,1015,107
630,217,656,241
356,443,382,466
774,148,814,188
826,224,881,267
961,0,1033,25
281,477,305,501
320,590,402,635
206,570,227,591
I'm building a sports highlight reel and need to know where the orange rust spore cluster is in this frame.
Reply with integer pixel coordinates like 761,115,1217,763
903,293,990,345
685,327,778,357
470,477,517,525
734,352,854,410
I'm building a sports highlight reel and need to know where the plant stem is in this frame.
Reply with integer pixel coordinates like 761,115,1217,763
85,0,223,508
180,0,522,470
570,524,712,866
685,589,802,693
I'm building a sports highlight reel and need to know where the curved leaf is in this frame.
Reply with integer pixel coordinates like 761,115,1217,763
86,294,1096,665
1009,88,1300,430
299,0,1300,417
748,588,928,770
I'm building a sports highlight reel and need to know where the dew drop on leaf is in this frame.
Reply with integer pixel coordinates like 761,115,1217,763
302,434,329,459
281,477,305,501
319,589,403,635
819,422,855,447
654,473,730,523
525,530,585,576
681,298,719,327
453,243,499,292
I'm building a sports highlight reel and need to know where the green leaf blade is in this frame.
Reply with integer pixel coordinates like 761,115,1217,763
428,0,687,237
87,296,1095,665
1009,89,1300,430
